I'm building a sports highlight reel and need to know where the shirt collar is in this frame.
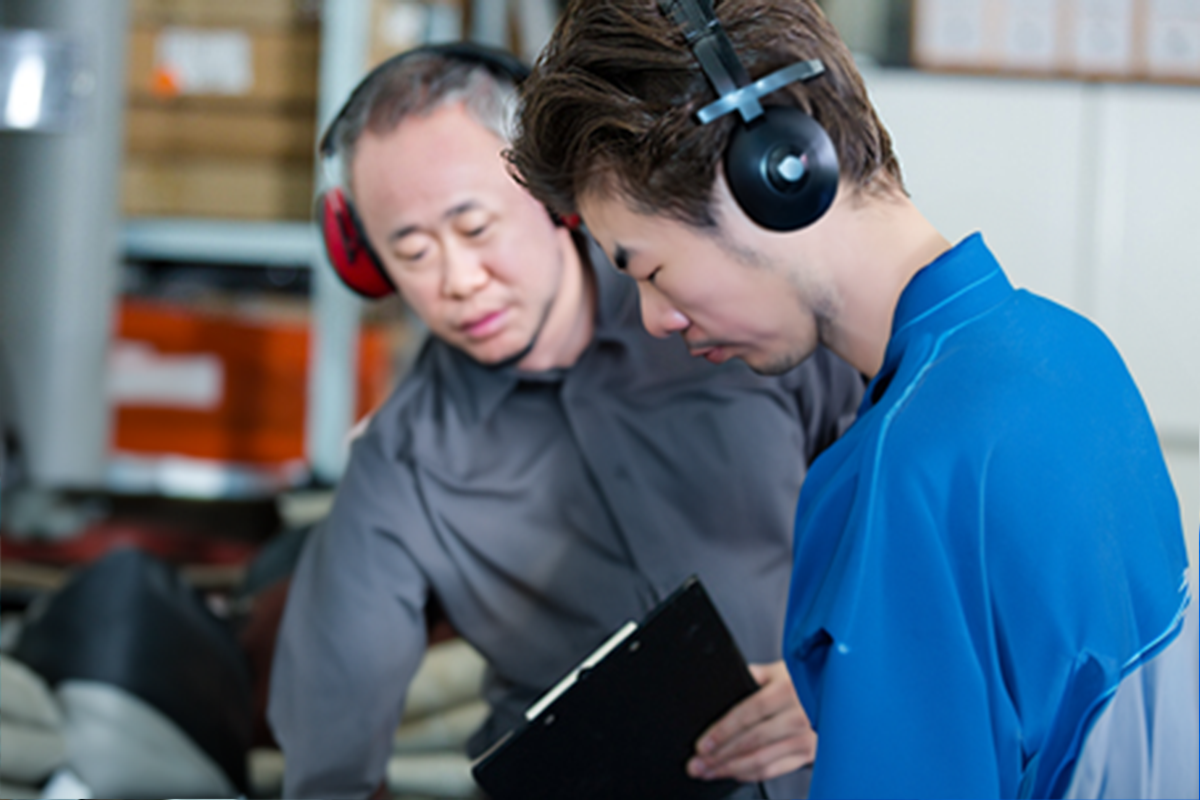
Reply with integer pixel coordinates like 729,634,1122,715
447,232,638,424
873,232,1013,395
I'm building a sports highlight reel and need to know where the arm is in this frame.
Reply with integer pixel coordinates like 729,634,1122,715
783,419,1009,798
688,661,816,784
268,430,432,800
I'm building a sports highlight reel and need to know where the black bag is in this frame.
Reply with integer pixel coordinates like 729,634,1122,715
13,547,252,793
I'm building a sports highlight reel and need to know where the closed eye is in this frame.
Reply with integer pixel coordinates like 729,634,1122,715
395,238,432,262
455,207,493,239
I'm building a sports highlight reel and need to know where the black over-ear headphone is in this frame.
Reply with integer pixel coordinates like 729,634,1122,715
316,42,533,298
658,0,839,231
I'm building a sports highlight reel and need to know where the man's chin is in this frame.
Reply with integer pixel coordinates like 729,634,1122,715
744,349,807,377
467,336,537,371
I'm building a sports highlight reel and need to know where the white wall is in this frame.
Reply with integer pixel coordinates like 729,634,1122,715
1162,440,1199,569
863,69,1200,568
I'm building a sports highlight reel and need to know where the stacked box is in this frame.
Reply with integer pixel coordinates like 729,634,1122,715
129,0,320,29
368,0,465,68
911,0,1200,84
122,2,321,220
111,298,397,465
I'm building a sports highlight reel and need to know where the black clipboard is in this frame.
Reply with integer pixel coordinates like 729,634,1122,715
470,576,760,800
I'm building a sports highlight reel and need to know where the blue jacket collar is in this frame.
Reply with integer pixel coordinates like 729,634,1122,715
863,233,1013,413
883,233,1012,375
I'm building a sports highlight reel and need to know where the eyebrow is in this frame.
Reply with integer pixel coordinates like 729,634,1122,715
612,244,630,272
389,201,483,242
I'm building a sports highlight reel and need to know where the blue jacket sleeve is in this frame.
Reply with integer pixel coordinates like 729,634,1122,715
786,430,1019,798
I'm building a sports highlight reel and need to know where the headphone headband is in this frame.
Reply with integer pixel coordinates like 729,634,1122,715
697,59,824,124
657,0,840,231
659,0,824,125
658,0,749,103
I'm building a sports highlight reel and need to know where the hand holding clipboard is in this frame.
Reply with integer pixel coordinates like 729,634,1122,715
471,576,760,800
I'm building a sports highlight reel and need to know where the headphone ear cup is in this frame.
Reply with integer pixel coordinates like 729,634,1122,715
723,106,840,232
319,188,396,299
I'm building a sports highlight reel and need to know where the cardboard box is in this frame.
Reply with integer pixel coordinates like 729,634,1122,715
125,103,317,159
111,299,395,465
1143,0,1200,81
912,0,1144,80
911,0,1000,71
130,0,320,29
369,0,464,67
1065,0,1139,79
127,24,320,107
912,0,1199,83
121,155,315,220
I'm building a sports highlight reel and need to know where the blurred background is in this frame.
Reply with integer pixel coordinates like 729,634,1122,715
0,0,1196,798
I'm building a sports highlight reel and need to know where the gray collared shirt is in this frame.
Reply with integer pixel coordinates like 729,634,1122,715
269,243,864,799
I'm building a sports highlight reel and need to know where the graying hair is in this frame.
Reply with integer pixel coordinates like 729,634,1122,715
327,52,520,193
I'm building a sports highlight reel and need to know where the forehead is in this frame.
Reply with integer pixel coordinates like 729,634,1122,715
579,188,711,259
350,102,512,210
353,103,505,179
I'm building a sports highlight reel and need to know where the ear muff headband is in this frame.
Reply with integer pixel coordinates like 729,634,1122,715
318,42,530,160
658,0,840,231
316,43,531,298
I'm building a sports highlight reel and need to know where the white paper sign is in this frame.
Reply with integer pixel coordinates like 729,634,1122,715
1003,0,1061,68
154,27,253,95
1146,0,1200,77
1072,0,1135,72
108,341,224,410
379,2,427,49
915,0,989,67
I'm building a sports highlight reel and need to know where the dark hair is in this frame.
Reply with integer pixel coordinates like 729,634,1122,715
511,0,904,227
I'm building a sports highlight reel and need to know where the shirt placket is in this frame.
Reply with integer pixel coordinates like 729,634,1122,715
558,356,680,608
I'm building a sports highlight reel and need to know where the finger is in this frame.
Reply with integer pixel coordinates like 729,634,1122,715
689,733,817,784
696,666,794,756
697,675,799,758
695,692,775,757
698,704,814,768
747,662,779,686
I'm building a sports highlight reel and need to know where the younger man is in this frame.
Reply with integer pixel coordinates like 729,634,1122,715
512,1,1197,797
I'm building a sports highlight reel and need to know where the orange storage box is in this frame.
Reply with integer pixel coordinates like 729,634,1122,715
111,298,395,465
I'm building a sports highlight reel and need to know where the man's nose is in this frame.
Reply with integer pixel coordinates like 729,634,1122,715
638,285,689,339
441,241,489,298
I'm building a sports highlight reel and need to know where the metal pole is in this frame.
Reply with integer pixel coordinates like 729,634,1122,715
471,0,510,48
0,0,129,487
306,0,372,484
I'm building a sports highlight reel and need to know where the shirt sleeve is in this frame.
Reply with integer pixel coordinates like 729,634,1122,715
792,491,1008,796
268,428,431,800
780,346,866,464
786,422,1013,798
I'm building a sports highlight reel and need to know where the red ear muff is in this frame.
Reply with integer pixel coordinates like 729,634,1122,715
319,188,396,299
549,210,581,230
